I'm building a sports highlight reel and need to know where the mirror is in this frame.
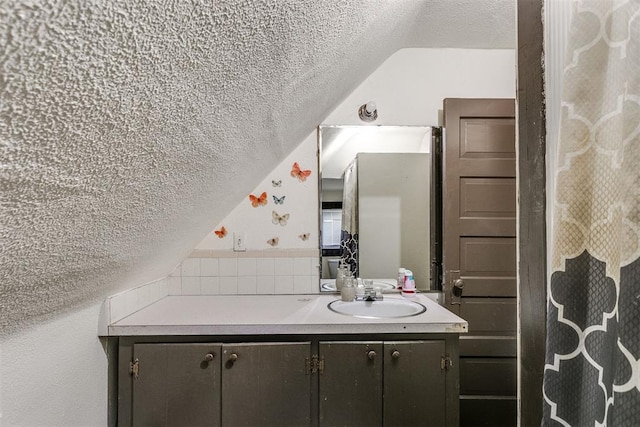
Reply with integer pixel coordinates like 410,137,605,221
318,125,442,292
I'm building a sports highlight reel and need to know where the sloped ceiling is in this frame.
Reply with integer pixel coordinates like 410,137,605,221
0,0,514,334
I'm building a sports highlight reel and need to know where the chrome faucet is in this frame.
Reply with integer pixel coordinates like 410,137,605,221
356,282,383,301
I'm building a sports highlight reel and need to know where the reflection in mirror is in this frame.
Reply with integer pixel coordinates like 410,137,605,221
318,125,441,292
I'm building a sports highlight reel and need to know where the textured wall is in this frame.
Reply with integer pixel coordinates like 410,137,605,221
0,0,514,335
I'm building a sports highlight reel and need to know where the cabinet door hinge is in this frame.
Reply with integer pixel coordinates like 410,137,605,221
305,355,324,375
129,358,140,379
440,355,452,371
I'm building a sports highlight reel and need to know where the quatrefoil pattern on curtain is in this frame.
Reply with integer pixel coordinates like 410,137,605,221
543,1,640,425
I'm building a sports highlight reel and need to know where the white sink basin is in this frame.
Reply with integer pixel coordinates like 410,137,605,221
327,298,426,319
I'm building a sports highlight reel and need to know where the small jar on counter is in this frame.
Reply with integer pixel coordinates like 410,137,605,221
341,277,356,301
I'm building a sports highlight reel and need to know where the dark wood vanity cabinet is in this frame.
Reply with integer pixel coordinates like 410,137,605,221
319,340,446,427
117,335,459,427
122,342,311,427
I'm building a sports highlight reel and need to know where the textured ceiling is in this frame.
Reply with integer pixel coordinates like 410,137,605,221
0,0,514,334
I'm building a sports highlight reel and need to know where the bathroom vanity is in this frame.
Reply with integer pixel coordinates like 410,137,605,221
109,294,467,427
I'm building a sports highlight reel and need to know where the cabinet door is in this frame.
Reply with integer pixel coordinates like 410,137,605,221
132,343,221,427
221,342,311,427
383,340,446,427
319,341,383,427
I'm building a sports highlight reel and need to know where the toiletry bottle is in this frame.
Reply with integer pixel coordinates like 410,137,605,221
341,276,356,302
402,269,416,298
397,268,405,290
336,262,347,291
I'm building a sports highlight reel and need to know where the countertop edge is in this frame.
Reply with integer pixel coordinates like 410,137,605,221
103,294,468,337
107,322,467,337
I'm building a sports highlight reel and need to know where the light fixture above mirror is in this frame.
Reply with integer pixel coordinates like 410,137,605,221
358,101,378,122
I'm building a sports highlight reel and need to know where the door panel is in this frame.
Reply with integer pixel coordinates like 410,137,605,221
460,397,517,427
319,341,383,427
460,118,516,158
383,341,446,427
221,342,311,427
460,357,517,395
443,98,516,426
460,298,517,334
460,335,516,357
460,237,516,296
132,343,221,427
460,178,516,217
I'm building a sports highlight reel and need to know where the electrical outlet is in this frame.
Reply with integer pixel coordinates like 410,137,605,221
233,233,246,252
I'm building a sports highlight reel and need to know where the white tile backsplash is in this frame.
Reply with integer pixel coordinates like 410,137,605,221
219,276,238,294
107,278,169,324
237,258,257,276
182,277,201,295
257,257,275,275
219,258,238,276
181,258,201,277
168,276,182,295
201,258,219,276
274,275,294,294
274,258,293,275
169,264,181,277
238,276,257,294
201,277,220,295
293,257,312,275
257,275,275,294
168,251,319,296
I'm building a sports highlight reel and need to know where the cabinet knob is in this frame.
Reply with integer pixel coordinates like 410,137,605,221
204,353,215,362
367,350,377,360
391,350,400,359
228,353,239,362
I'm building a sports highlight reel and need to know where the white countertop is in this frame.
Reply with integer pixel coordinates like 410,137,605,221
108,293,468,336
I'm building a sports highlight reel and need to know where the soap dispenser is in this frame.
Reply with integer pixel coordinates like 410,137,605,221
402,269,416,298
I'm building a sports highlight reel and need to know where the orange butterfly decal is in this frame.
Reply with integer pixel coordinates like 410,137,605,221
290,162,312,182
249,191,268,207
214,226,227,238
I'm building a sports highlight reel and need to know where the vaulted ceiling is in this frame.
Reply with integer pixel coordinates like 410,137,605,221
0,0,514,333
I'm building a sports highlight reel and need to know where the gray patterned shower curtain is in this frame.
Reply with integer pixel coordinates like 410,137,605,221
543,1,640,425
341,158,358,276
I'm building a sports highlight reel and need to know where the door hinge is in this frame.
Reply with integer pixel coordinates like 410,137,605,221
129,358,139,380
440,355,452,371
305,355,324,375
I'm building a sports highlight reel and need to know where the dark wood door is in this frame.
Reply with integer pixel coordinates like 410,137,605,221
383,340,446,427
319,341,383,427
132,343,222,427
443,98,517,426
221,342,311,427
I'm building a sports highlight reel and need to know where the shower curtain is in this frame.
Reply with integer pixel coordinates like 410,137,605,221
543,1,640,425
341,158,358,276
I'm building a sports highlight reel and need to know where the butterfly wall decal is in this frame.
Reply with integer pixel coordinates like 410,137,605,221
266,237,279,247
272,195,285,205
249,191,267,207
290,162,311,182
272,210,289,226
298,233,310,241
272,180,282,187
214,226,227,238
